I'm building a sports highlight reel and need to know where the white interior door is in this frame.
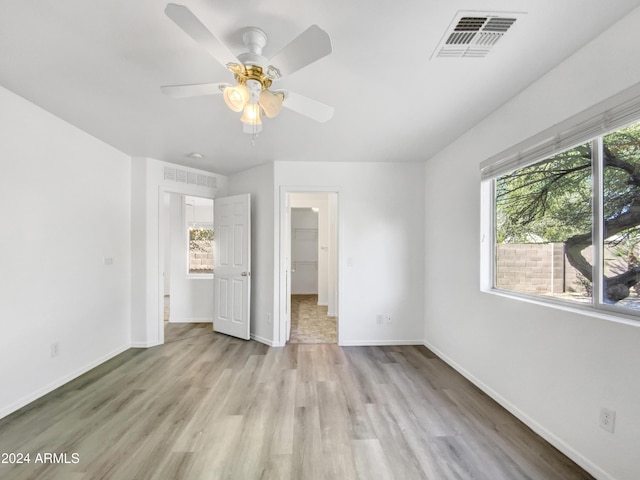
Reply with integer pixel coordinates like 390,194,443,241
213,193,251,340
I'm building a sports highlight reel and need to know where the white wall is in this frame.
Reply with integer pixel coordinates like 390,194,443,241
226,162,276,345
423,7,640,480
275,161,425,346
290,208,319,295
162,193,171,294
0,85,131,419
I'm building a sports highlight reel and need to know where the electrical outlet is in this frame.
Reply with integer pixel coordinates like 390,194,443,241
376,314,383,325
50,342,59,358
385,314,392,324
599,408,615,433
267,313,272,325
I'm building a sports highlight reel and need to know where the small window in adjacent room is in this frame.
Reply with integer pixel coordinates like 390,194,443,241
188,226,214,274
185,196,214,275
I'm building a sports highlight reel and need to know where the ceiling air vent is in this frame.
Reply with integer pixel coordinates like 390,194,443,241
432,11,524,59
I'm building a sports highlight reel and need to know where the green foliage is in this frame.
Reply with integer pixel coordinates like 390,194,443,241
189,228,214,252
602,122,640,226
496,143,592,243
189,228,214,242
495,121,640,301
497,122,640,246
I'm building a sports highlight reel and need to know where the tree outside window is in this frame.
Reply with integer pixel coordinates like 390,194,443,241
602,123,640,305
494,121,640,312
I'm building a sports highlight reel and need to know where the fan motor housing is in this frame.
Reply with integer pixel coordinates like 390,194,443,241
237,27,269,68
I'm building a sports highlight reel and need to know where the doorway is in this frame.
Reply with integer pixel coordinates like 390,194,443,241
289,206,335,343
161,192,215,343
281,191,339,345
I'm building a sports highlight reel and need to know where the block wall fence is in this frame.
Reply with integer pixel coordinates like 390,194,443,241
496,243,639,295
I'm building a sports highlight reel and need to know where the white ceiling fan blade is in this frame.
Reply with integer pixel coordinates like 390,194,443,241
282,91,334,123
267,25,332,79
161,82,229,98
165,3,240,68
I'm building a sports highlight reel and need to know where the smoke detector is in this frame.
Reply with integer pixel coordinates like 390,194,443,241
432,11,525,58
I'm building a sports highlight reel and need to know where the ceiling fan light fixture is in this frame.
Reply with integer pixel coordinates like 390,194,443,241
240,102,262,125
223,84,249,112
162,4,334,143
259,90,284,118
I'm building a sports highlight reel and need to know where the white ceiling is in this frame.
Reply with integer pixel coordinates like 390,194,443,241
2,0,640,175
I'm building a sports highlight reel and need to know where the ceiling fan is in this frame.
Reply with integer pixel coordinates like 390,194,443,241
161,3,334,139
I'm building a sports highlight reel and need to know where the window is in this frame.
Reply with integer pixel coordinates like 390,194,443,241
188,227,214,274
486,118,640,316
602,124,640,308
185,196,214,275
495,142,593,304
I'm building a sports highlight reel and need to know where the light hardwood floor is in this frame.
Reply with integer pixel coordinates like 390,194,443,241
0,332,593,480
164,295,212,344
165,322,213,344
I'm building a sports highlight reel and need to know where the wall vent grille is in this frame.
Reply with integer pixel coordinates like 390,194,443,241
164,167,177,181
433,12,523,59
176,169,188,183
163,166,216,189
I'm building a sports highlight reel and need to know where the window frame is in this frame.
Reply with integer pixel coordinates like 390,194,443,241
481,86,640,323
186,224,214,278
184,196,214,279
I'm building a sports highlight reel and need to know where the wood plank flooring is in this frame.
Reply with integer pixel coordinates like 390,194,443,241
0,332,593,480
165,321,213,344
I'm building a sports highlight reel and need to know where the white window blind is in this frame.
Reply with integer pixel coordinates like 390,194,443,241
480,82,640,180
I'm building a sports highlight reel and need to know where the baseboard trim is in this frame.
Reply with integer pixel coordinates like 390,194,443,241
251,334,275,346
130,341,161,348
422,340,613,480
0,343,130,421
340,339,424,347
168,317,213,324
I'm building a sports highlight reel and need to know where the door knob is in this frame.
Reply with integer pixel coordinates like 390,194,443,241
241,271,251,277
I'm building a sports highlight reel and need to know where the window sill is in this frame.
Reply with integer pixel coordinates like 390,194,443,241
482,287,640,328
186,273,214,280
